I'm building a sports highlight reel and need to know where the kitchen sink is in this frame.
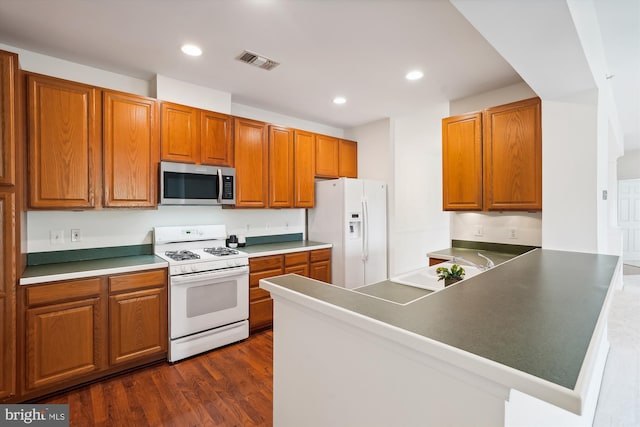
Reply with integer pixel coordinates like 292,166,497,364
391,262,483,291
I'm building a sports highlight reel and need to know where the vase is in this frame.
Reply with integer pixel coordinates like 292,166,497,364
444,277,463,287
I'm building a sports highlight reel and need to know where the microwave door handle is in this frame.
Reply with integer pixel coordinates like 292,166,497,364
217,169,223,204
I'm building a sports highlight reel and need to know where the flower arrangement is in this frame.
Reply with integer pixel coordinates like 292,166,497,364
436,264,466,287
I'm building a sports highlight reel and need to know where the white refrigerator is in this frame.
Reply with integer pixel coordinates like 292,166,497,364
308,178,387,289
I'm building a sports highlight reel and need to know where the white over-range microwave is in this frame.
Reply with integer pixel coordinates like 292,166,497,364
160,161,236,206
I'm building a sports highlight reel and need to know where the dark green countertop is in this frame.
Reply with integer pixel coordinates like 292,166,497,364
261,249,620,391
242,240,331,257
20,255,168,285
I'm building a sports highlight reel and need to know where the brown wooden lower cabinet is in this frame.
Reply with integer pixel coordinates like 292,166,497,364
18,268,167,401
249,248,331,333
428,257,448,266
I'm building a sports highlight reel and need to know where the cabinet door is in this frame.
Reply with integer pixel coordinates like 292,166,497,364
25,296,104,390
103,91,159,208
310,260,331,283
315,134,339,178
201,110,233,166
442,112,483,210
483,97,541,211
109,287,166,365
268,125,294,208
160,101,199,163
339,139,358,178
309,249,331,283
0,50,17,186
0,192,15,399
234,117,268,208
27,74,100,208
293,130,315,208
249,255,283,332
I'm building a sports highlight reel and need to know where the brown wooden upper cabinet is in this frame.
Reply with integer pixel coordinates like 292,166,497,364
201,110,233,166
442,97,541,212
339,139,358,178
268,125,294,208
103,90,159,208
27,74,100,209
0,50,16,187
160,101,199,163
293,130,315,208
234,117,268,208
160,101,233,167
483,98,542,211
442,112,483,210
315,134,339,178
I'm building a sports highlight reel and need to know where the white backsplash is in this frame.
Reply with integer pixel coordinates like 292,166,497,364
27,207,306,253
450,212,542,247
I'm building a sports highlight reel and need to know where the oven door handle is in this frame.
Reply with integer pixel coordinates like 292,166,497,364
171,266,249,285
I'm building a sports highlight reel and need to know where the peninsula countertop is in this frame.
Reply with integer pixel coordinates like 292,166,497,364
261,248,621,416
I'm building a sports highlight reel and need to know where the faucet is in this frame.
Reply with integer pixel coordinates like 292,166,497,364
452,253,495,271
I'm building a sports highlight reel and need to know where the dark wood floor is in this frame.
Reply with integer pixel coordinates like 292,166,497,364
38,330,273,427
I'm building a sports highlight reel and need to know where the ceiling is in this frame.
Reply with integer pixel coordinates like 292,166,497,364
0,0,637,152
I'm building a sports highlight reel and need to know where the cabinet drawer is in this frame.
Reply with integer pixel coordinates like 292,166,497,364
250,287,271,302
285,251,309,267
109,269,167,294
249,298,273,332
249,255,283,271
26,278,102,306
310,248,331,262
250,268,284,287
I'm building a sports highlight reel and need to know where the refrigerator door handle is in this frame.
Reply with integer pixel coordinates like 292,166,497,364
362,198,369,261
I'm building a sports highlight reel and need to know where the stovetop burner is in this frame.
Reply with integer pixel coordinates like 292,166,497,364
165,250,201,261
203,247,240,256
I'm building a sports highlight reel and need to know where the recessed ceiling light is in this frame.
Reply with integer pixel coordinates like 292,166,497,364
333,96,347,105
406,70,424,81
181,44,202,57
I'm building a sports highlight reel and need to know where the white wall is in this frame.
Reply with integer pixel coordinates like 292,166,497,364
27,207,305,253
344,118,392,183
389,104,450,276
542,93,599,253
231,103,344,138
618,149,640,180
153,75,231,113
449,82,537,115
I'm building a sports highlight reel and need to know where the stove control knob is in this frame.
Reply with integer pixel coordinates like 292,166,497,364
227,261,234,267
181,266,188,274
191,265,198,272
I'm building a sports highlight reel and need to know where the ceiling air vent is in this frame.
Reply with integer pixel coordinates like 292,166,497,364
235,50,280,71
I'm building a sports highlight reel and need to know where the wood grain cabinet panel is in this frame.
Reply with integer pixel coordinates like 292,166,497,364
108,270,167,366
309,249,332,283
103,91,159,208
27,74,100,209
0,192,15,400
160,101,199,163
442,112,483,210
483,98,542,211
0,51,17,186
339,139,358,178
109,287,166,365
201,110,233,166
234,117,268,208
315,134,339,178
268,125,294,208
25,297,105,390
293,130,315,208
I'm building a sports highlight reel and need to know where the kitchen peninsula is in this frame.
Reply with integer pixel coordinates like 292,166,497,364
261,249,621,427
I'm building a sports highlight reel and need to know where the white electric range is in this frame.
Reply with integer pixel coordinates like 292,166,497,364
154,225,249,362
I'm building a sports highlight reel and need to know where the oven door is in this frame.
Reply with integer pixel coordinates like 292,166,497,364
169,266,249,340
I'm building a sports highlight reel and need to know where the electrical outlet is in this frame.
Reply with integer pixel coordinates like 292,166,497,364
71,229,81,242
508,228,518,239
50,229,65,245
474,225,484,237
